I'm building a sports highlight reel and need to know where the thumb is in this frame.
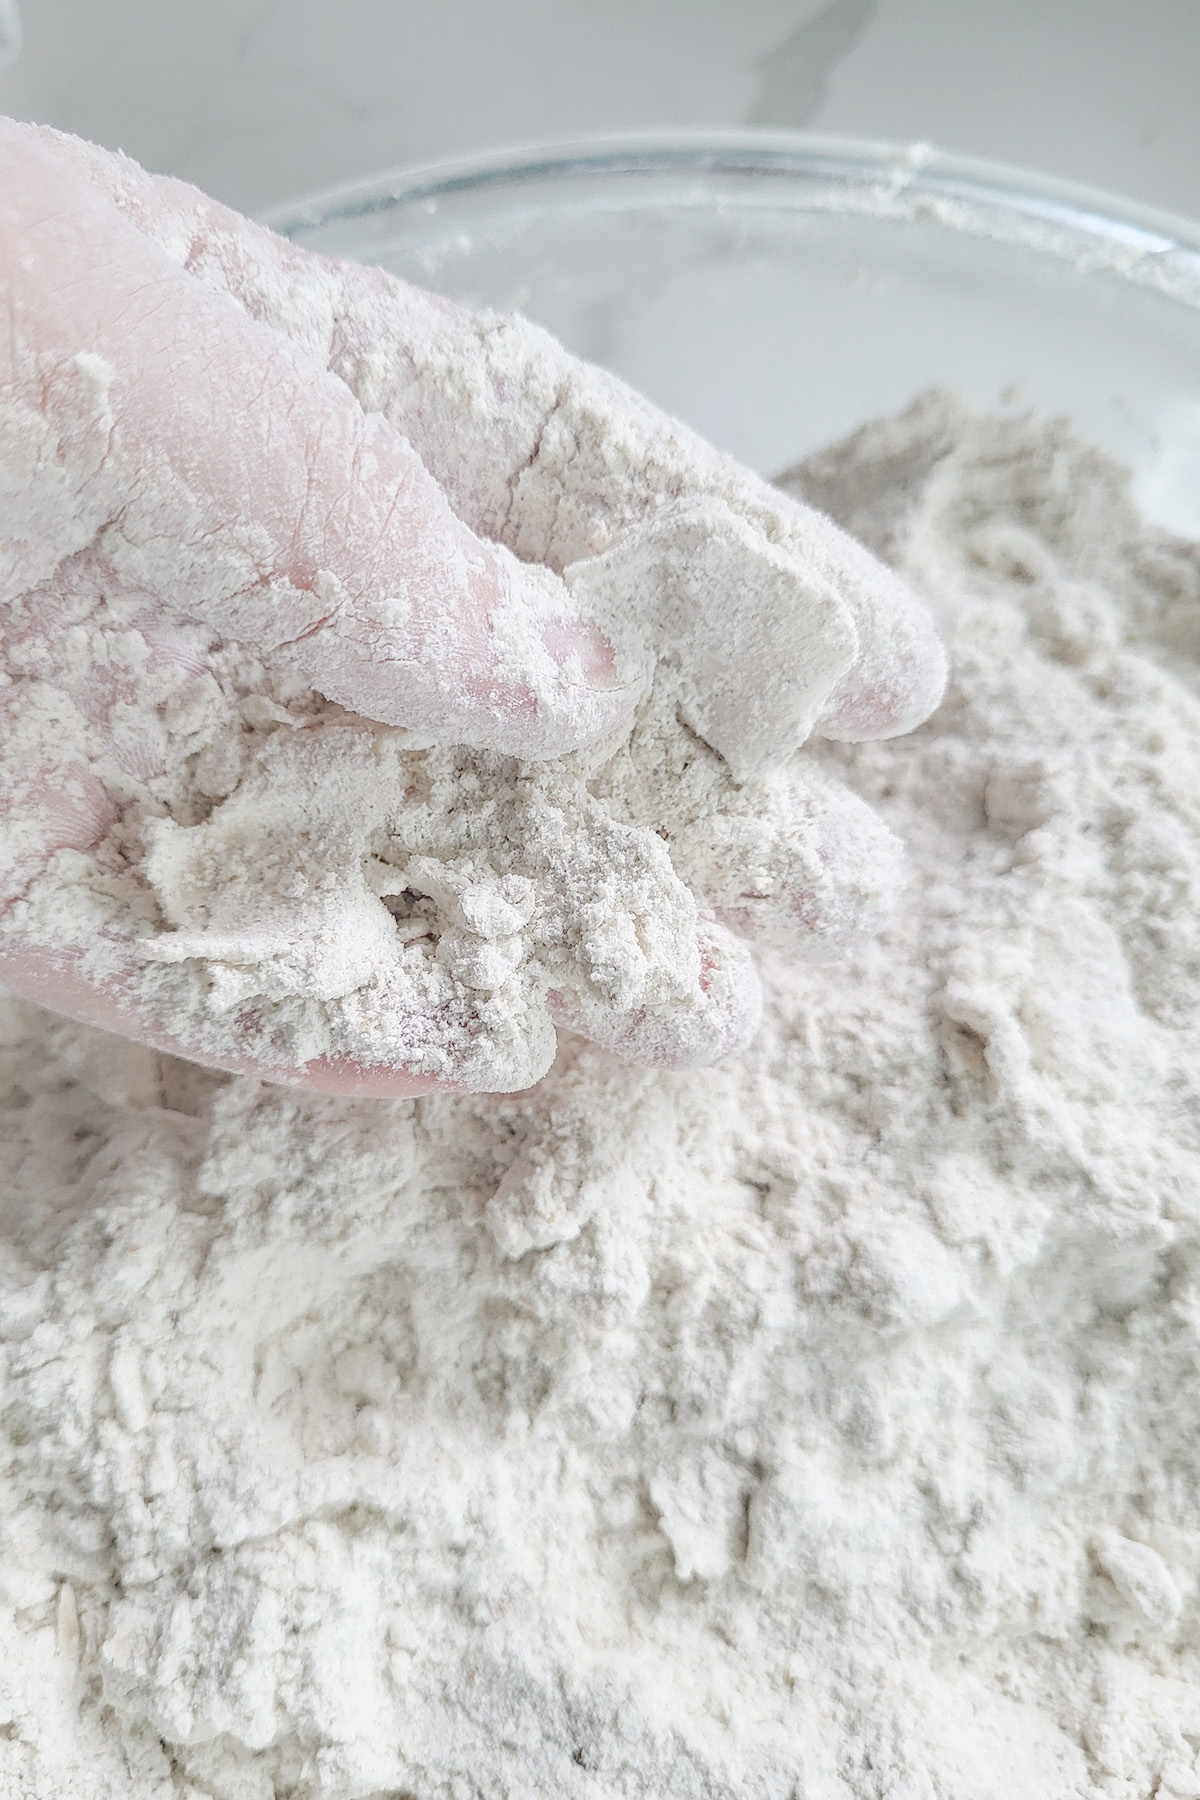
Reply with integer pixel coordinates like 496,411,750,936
1,120,636,759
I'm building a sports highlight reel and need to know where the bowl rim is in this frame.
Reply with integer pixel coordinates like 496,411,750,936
261,127,1200,278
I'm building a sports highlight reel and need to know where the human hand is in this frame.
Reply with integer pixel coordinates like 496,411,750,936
0,120,945,1094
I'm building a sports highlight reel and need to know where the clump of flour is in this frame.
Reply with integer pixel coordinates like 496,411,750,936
4,394,1200,1799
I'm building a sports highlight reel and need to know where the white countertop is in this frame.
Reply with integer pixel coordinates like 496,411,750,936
2,0,1198,223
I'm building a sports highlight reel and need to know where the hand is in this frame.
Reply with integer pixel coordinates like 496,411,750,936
0,119,945,1095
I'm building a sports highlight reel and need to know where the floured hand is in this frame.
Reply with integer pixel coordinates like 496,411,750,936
0,120,946,1094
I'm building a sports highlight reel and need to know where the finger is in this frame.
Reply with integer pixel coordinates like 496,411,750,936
0,942,467,1095
25,126,946,763
0,121,636,761
772,485,949,743
665,762,906,962
548,918,762,1071
287,1054,456,1098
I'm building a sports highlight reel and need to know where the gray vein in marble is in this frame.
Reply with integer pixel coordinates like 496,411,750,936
746,0,876,127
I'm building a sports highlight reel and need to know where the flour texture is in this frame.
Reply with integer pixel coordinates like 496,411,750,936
4,394,1200,1799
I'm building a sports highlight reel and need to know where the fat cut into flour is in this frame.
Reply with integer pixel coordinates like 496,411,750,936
3,393,1200,1798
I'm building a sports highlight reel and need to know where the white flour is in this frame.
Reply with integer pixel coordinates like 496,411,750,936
3,390,1200,1799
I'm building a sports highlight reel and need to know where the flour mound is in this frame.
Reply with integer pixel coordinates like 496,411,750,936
4,396,1200,1799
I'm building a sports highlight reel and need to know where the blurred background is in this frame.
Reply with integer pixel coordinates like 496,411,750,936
1,0,1199,221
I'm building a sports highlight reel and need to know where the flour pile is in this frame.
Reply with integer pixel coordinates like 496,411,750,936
4,393,1200,1799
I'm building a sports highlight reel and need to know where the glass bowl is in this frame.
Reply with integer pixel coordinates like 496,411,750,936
267,131,1200,538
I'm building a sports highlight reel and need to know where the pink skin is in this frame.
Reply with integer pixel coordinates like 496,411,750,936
0,119,946,1094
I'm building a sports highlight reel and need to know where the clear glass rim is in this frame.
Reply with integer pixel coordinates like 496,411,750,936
262,127,1200,275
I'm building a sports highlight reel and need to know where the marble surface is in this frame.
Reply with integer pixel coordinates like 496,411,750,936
0,0,20,70
1,0,1199,223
